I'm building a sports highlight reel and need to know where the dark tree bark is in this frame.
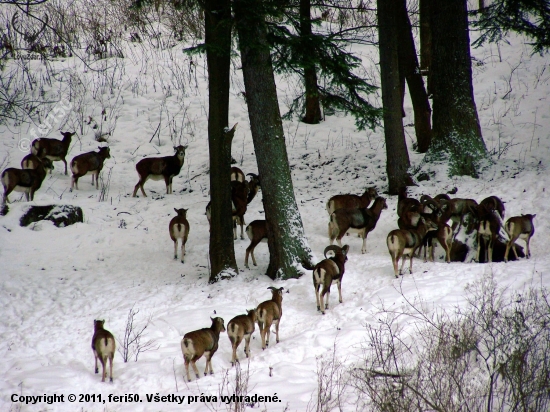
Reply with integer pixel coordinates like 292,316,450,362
419,0,433,94
378,0,411,195
205,0,238,282
300,0,322,124
234,0,313,279
396,0,432,153
428,0,488,177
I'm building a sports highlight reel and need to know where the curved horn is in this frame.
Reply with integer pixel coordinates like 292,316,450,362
267,286,277,291
420,194,439,211
323,245,341,259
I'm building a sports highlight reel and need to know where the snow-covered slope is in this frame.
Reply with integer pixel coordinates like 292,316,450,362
0,25,549,411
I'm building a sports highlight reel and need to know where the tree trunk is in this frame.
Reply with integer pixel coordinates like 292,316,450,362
378,0,411,195
396,0,432,153
419,0,432,94
205,0,238,282
300,0,322,124
234,0,313,279
428,0,487,177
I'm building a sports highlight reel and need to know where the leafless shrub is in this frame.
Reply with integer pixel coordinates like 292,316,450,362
207,361,252,412
307,341,350,412
117,304,158,363
351,273,550,412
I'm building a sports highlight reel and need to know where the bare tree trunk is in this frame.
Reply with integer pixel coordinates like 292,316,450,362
396,0,432,153
429,0,487,177
378,0,411,195
234,0,313,279
205,0,238,282
419,0,433,95
300,0,322,124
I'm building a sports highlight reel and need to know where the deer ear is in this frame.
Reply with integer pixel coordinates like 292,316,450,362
174,208,178,213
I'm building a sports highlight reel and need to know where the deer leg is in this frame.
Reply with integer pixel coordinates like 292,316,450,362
314,283,321,311
108,354,113,382
244,335,251,357
191,359,200,379
274,319,280,343
337,279,342,303
173,240,178,260
101,356,107,382
94,352,99,373
399,255,407,276
181,238,186,263
62,158,68,175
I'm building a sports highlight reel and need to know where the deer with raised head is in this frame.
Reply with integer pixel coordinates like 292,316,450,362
504,214,535,262
313,245,349,314
256,287,284,350
132,145,187,197
2,158,49,204
326,187,378,215
181,317,225,382
91,320,115,383
70,147,111,191
31,131,76,175
328,197,388,254
227,310,256,366
169,208,190,263
387,217,438,278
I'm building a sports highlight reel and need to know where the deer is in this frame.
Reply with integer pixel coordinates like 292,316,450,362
418,195,454,263
70,147,111,191
132,145,187,197
244,220,268,268
397,187,421,217
479,196,505,221
438,198,479,232
230,166,246,182
313,245,349,314
169,208,190,263
256,287,284,350
181,317,226,382
246,173,261,204
31,131,76,175
21,150,54,173
504,214,536,262
2,158,49,204
476,205,502,263
326,187,378,215
206,180,250,239
227,309,257,366
91,320,115,383
328,197,388,254
387,216,439,278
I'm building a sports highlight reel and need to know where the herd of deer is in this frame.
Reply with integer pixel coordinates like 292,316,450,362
92,286,284,383
1,131,537,383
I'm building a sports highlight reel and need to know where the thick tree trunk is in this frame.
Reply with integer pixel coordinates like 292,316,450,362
205,0,238,282
300,0,322,124
378,0,411,195
428,0,487,177
419,0,432,94
234,0,313,279
396,0,432,153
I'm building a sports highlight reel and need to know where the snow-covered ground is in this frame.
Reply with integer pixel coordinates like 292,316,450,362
0,18,549,411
